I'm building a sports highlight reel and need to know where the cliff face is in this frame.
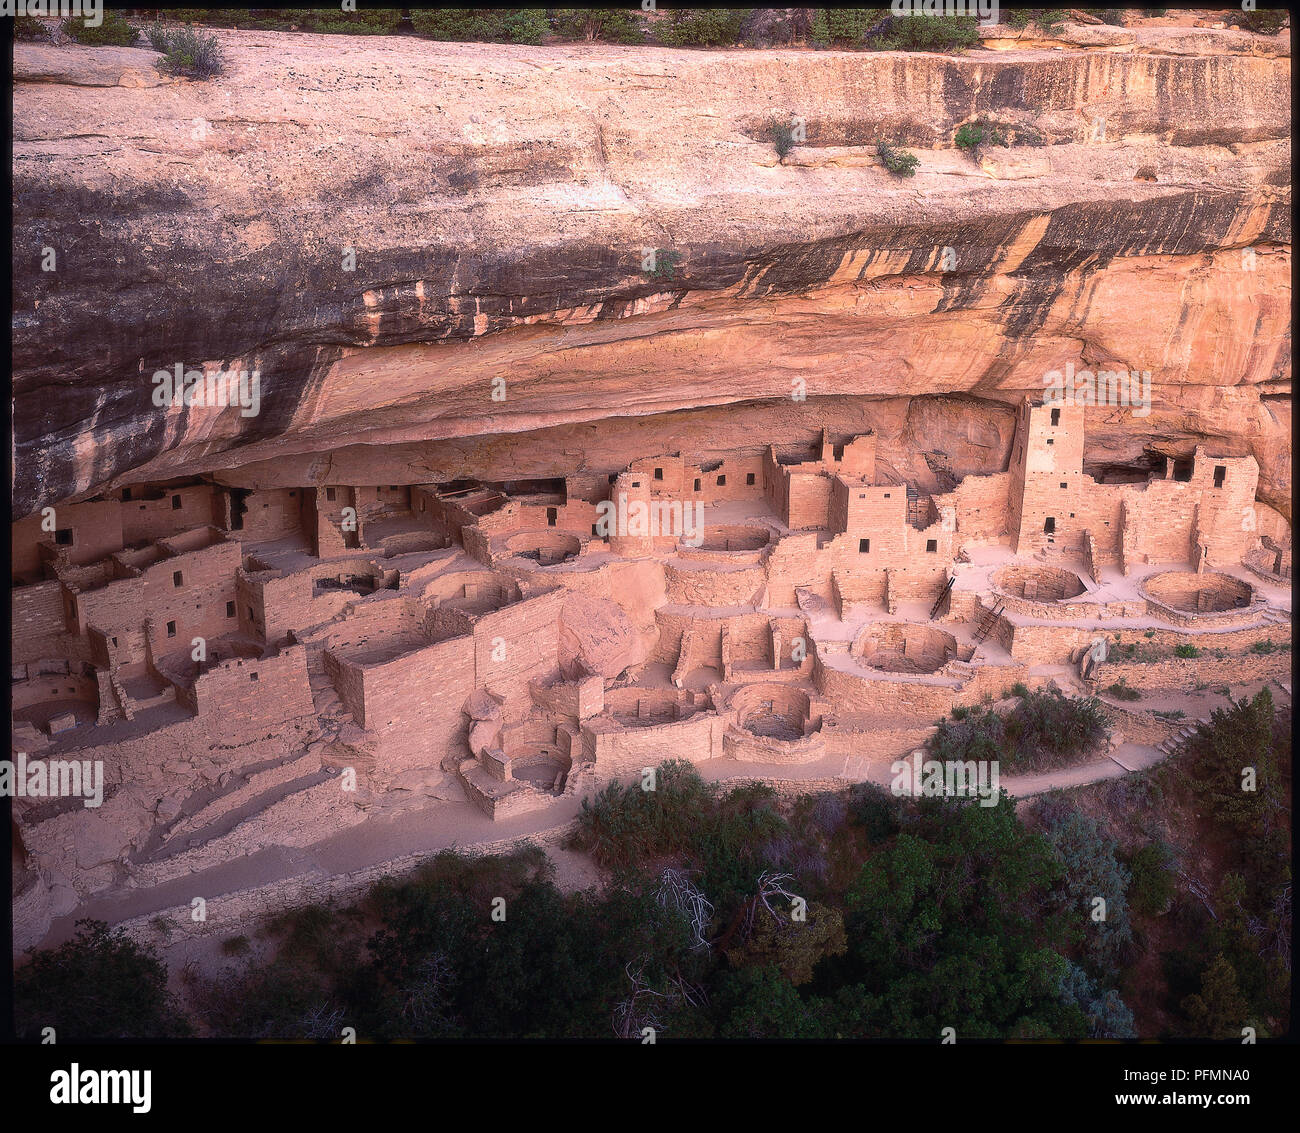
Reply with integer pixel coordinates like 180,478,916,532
11,25,1291,517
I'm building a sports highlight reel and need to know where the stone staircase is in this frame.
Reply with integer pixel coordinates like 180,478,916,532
1156,716,1211,758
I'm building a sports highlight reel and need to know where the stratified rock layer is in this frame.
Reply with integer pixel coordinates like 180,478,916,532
11,26,1291,516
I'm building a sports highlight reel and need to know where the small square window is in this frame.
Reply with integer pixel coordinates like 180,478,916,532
859,493,866,499
171,494,182,509
1060,482,1068,489
1046,438,1054,445
166,620,176,637
55,528,74,546
883,493,890,499
608,473,617,485
716,475,726,487
289,490,296,497
746,473,756,486
173,571,183,587
926,540,937,553
654,467,663,480
326,487,337,501
249,672,259,681
226,601,236,617
632,481,640,488
859,539,870,553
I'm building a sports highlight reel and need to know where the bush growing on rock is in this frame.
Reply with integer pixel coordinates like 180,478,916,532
151,23,226,80
299,9,405,35
411,9,549,46
809,8,885,47
929,687,1106,771
876,141,920,177
1237,9,1289,35
657,8,753,47
1004,9,1067,32
61,10,138,45
13,15,50,40
869,14,980,51
954,119,1007,154
553,8,646,44
768,115,799,159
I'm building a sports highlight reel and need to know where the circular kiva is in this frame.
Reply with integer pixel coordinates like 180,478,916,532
851,622,958,674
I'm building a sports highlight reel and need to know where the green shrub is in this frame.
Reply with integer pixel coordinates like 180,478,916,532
847,782,902,844
1174,644,1200,659
1105,679,1142,702
1034,797,1133,974
13,16,50,40
954,120,1007,154
1004,9,1067,33
1249,639,1277,654
61,11,138,45
152,23,226,79
15,920,191,1039
876,141,920,177
1128,841,1176,916
1237,9,1288,35
644,248,682,282
657,8,753,47
768,115,799,159
300,9,404,35
553,8,645,44
411,9,549,45
1084,9,1126,26
929,687,1106,772
809,8,884,47
871,14,979,51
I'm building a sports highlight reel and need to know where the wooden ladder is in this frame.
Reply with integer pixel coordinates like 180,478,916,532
972,599,1004,645
928,574,955,620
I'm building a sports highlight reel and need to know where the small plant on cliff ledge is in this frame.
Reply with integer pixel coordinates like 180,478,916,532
954,120,1007,156
1249,639,1278,654
1174,645,1201,659
875,141,920,178
644,249,683,283
151,23,226,80
767,116,798,160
